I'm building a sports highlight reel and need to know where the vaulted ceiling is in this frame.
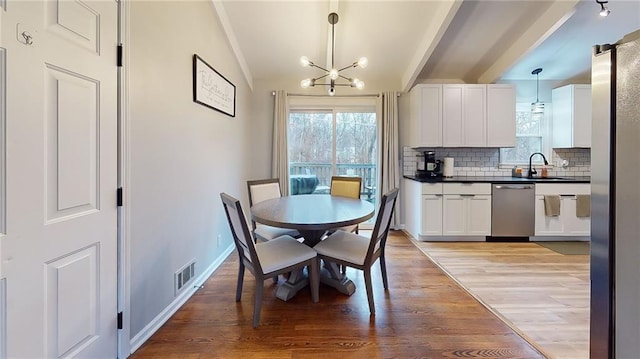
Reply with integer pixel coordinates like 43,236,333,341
214,0,640,92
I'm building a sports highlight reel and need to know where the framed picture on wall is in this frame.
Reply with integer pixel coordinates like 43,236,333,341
192,54,236,117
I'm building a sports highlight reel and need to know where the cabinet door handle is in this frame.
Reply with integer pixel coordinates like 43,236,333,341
494,185,533,190
434,194,443,197
560,195,575,198
460,194,476,197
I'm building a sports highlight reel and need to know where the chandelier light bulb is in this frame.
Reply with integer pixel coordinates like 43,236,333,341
356,80,365,90
600,7,610,16
300,78,312,88
357,57,368,69
300,56,311,67
329,69,339,80
328,87,336,96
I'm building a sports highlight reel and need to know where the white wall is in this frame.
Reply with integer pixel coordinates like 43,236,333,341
128,1,251,338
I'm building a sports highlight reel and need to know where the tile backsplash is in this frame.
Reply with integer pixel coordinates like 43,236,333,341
403,147,591,177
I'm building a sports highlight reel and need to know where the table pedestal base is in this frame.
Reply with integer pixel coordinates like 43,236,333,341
274,261,356,301
275,269,309,301
320,261,356,296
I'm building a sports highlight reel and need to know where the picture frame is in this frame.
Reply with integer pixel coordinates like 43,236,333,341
192,54,236,117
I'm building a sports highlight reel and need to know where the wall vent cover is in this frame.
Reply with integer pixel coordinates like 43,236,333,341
174,260,195,296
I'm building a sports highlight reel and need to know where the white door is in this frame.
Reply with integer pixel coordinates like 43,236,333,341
1,1,118,357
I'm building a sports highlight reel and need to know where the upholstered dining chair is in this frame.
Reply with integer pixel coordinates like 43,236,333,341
329,176,363,234
314,187,399,315
247,178,301,242
220,193,320,328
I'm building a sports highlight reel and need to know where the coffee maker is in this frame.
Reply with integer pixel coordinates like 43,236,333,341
416,151,442,178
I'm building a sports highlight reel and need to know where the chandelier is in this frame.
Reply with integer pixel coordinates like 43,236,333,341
300,12,367,96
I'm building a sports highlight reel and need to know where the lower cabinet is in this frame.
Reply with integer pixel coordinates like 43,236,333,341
443,194,491,235
421,194,443,235
534,184,590,236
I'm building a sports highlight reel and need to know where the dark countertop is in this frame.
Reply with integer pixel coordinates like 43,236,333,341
403,175,591,184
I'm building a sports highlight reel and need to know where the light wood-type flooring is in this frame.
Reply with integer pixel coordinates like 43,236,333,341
414,240,589,359
130,231,545,358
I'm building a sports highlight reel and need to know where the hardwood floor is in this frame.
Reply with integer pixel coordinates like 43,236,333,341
130,231,544,358
414,241,589,359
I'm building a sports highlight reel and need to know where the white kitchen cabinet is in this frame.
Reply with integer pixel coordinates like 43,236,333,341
421,194,443,235
487,84,516,147
402,180,443,239
442,183,492,236
552,84,592,148
535,183,590,237
442,84,487,147
409,84,442,147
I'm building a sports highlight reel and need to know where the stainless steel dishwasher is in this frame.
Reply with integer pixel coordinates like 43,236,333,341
491,184,535,237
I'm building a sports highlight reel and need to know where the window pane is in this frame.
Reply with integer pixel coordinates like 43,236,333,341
288,112,332,195
336,112,378,207
516,111,541,136
500,137,542,164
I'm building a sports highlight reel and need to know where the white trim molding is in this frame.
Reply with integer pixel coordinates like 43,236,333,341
211,0,253,91
128,245,234,355
0,48,6,237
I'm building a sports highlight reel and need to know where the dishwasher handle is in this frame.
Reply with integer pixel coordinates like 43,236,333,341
494,185,534,190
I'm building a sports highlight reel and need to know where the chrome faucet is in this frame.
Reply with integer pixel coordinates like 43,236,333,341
528,152,548,178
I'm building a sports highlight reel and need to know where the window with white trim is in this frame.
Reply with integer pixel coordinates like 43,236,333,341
500,103,552,165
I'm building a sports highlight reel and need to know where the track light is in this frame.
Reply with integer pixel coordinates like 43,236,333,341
300,12,367,96
596,0,610,16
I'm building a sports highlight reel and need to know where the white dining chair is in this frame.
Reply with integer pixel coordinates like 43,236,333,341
220,192,319,327
247,178,301,243
314,188,399,315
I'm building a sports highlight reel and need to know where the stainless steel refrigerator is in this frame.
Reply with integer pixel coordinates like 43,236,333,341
591,29,640,359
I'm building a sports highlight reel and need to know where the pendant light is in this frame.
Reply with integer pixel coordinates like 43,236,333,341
531,68,544,115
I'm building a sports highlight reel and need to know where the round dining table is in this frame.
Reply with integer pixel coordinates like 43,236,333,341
250,194,375,301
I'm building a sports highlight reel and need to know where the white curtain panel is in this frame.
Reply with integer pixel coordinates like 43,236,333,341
271,90,290,195
379,91,401,229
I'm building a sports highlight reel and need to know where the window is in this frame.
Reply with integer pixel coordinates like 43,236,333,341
287,103,378,226
500,103,551,165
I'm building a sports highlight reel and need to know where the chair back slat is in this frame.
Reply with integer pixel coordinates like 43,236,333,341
367,188,399,259
330,176,362,199
247,178,282,206
220,193,261,270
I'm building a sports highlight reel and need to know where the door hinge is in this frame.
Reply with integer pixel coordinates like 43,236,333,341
117,187,123,207
117,44,123,67
117,312,123,330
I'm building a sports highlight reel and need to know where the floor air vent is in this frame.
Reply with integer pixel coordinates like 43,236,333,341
175,260,195,296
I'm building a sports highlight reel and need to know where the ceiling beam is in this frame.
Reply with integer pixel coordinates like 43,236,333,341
211,0,253,91
401,0,463,92
477,0,580,84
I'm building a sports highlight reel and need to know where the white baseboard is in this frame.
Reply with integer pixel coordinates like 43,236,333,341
129,244,234,354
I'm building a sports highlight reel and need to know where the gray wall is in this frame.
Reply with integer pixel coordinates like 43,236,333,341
128,1,251,337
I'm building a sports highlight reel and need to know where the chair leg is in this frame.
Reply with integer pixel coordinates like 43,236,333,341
380,253,389,290
236,262,245,301
364,268,375,314
309,259,320,303
253,278,264,328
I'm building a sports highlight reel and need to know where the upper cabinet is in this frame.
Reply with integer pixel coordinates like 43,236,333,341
409,83,515,148
442,84,486,147
552,84,592,148
487,84,516,147
409,84,442,147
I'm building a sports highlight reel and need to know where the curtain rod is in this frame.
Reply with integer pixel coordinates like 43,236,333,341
271,92,380,98
271,92,401,97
